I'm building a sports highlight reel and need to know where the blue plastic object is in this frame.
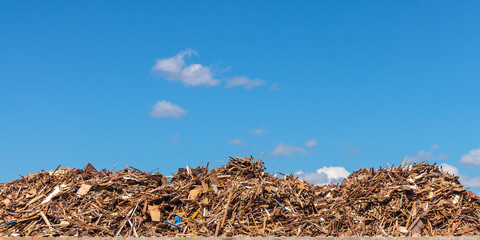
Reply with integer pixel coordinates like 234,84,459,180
164,221,182,229
174,216,182,224
0,220,16,228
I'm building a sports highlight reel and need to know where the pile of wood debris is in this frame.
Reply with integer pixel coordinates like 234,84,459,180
1,156,479,237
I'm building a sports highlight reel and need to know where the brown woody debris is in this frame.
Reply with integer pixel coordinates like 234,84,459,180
0,157,479,237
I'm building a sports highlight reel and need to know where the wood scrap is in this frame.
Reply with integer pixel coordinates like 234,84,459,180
0,158,479,237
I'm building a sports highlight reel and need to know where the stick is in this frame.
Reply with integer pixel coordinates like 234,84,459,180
51,164,62,177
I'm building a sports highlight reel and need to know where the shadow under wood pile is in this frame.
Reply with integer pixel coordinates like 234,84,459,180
0,157,479,237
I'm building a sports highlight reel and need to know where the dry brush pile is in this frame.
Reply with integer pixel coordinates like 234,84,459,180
1,156,479,237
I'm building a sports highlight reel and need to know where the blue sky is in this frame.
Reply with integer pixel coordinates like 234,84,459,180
1,1,480,193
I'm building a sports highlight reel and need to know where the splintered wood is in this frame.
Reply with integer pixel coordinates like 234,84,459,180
76,184,91,196
0,157,479,237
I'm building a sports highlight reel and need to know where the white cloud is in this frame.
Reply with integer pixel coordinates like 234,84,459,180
229,138,246,146
295,171,330,185
225,76,266,89
460,175,480,189
305,139,317,148
152,49,219,87
406,145,447,163
271,143,306,156
460,149,480,166
296,166,350,185
438,163,459,176
150,100,187,119
316,166,350,180
252,129,266,137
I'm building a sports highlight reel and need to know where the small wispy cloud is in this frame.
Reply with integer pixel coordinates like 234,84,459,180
347,149,358,155
460,149,480,166
225,76,266,89
269,83,280,91
305,139,317,148
152,49,219,87
406,145,447,163
229,138,246,146
171,134,180,143
150,100,187,119
296,166,349,185
271,143,306,156
252,129,266,137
